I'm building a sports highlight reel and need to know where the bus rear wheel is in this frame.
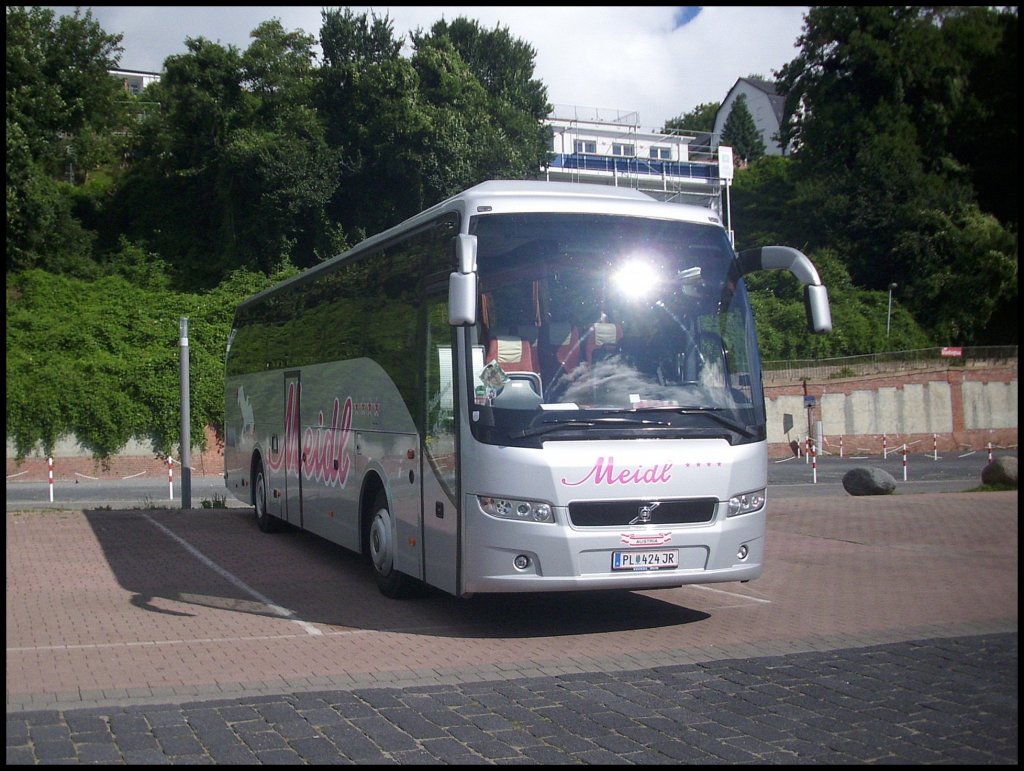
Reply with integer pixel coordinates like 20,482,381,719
253,461,280,533
368,493,415,598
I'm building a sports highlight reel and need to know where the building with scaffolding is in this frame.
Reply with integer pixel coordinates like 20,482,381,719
541,104,735,239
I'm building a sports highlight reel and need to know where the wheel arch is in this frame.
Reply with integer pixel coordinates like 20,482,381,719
359,471,387,556
249,449,265,506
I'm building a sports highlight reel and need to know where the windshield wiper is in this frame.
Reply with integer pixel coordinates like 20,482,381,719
627,406,755,437
511,416,673,439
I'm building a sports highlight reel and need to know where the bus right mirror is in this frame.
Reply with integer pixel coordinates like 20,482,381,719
738,246,833,335
804,284,832,334
449,272,477,326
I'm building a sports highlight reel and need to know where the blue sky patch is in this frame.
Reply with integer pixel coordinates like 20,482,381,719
672,7,703,29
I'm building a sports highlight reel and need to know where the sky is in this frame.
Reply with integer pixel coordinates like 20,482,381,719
47,6,809,130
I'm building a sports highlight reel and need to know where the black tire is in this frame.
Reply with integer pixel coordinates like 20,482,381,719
253,460,280,533
368,492,417,598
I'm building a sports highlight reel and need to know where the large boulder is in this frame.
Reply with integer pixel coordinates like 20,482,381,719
842,467,897,496
981,456,1018,487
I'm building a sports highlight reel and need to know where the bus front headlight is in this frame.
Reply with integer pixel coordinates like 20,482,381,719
727,489,766,517
479,496,554,523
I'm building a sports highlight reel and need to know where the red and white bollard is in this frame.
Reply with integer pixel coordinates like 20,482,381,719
902,444,908,481
882,434,888,459
988,442,993,463
48,456,54,502
839,435,844,459
933,433,938,461
168,457,174,500
812,443,818,484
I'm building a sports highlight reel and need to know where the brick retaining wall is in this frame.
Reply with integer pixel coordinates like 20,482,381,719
6,427,224,483
765,364,1017,458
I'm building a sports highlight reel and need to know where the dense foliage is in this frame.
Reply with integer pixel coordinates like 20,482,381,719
5,6,1018,460
6,265,294,460
664,102,719,134
775,6,1017,343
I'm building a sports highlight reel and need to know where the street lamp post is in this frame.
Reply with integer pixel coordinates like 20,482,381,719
886,283,898,337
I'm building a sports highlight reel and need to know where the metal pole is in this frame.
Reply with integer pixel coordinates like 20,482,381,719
724,181,734,246
886,283,897,337
179,317,192,509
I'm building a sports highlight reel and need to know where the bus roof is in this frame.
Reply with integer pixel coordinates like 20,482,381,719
447,180,720,224
238,180,724,309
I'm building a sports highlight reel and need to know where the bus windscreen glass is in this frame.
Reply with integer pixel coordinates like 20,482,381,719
468,213,766,447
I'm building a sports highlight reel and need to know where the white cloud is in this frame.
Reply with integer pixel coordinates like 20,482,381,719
47,5,807,129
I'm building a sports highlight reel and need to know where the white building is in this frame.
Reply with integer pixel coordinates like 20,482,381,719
712,77,788,157
108,68,161,95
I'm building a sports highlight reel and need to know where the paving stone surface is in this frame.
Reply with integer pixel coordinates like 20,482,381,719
6,489,1018,764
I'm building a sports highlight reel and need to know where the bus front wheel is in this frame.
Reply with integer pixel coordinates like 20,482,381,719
368,493,415,598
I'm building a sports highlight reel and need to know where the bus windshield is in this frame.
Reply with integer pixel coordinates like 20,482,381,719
468,212,766,447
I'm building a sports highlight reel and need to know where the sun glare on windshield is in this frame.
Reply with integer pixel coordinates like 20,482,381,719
611,259,661,300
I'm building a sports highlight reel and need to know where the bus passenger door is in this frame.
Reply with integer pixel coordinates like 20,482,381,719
283,372,303,528
421,294,459,595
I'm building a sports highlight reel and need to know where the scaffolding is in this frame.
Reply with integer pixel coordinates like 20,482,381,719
542,104,728,219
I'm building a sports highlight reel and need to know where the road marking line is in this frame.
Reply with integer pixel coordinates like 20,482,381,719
7,630,373,653
689,584,772,603
143,513,323,636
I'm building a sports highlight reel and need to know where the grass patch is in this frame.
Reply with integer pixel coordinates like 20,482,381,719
964,482,1017,493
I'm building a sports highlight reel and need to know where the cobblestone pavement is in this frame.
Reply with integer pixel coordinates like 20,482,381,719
6,632,1017,764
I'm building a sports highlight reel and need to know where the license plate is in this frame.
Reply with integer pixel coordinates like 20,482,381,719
612,549,679,571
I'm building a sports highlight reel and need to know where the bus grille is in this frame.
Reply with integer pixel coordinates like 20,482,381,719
567,499,717,527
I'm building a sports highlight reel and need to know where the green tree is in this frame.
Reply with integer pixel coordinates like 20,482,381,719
413,17,550,186
720,94,765,165
315,10,550,240
730,155,802,250
776,5,1017,344
941,8,1018,227
5,6,125,274
107,37,247,285
316,8,427,238
664,102,719,134
116,21,340,285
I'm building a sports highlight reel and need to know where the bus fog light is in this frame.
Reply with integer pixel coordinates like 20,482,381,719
513,554,530,570
737,544,749,560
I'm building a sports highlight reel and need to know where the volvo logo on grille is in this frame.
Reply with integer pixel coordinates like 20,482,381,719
630,501,661,525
